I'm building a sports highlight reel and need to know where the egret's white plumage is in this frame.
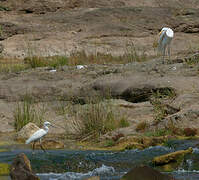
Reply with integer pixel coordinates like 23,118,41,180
25,121,52,152
158,27,174,60
25,128,48,144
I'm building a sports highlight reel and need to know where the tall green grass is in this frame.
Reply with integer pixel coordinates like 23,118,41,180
67,101,129,140
14,97,45,131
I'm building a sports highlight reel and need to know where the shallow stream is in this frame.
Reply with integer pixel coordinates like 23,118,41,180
1,139,199,180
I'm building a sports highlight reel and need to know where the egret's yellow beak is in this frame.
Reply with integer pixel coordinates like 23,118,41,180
159,30,162,36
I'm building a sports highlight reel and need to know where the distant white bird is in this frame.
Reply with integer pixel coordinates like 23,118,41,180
158,27,174,61
26,121,53,152
76,65,87,69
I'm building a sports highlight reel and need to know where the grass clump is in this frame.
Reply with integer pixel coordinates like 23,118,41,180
118,117,130,128
152,88,176,99
68,100,129,141
79,103,117,138
136,121,148,132
123,42,147,62
14,97,46,131
184,53,199,66
14,100,35,131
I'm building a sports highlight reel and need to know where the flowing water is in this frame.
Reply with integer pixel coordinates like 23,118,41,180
1,139,199,180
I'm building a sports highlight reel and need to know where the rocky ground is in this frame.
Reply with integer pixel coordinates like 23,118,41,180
0,0,199,149
0,0,199,58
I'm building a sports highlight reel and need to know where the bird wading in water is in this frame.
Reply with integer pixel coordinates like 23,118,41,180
158,27,174,62
26,121,54,152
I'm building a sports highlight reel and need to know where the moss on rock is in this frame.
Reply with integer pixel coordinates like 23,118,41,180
0,163,10,175
153,147,193,166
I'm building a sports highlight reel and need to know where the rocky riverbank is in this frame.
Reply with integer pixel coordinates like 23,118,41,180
0,56,199,152
0,0,199,151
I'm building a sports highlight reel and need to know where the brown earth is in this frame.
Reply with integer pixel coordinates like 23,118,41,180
0,0,199,147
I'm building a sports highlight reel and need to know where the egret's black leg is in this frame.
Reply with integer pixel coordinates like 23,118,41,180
31,142,36,155
39,139,46,153
168,45,171,60
33,142,35,151
162,47,166,64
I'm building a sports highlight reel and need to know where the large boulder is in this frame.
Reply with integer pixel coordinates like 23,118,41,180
121,165,175,180
10,153,39,180
16,123,40,142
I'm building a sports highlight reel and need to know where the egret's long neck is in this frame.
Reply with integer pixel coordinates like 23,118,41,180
44,125,49,132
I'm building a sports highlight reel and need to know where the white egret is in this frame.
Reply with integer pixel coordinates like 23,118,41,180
158,27,174,61
25,121,54,152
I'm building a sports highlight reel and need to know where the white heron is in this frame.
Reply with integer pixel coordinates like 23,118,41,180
25,121,54,152
158,27,174,61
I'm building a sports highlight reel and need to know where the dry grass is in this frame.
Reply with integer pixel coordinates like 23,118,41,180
0,46,150,72
0,58,28,73
24,56,68,68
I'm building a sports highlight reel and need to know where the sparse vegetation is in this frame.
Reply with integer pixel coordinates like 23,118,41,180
0,63,27,73
0,47,150,73
184,53,199,65
0,58,28,73
151,99,167,124
150,88,176,124
23,46,149,69
24,56,68,68
118,117,130,128
152,88,176,99
104,139,116,147
123,42,148,62
144,129,172,137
